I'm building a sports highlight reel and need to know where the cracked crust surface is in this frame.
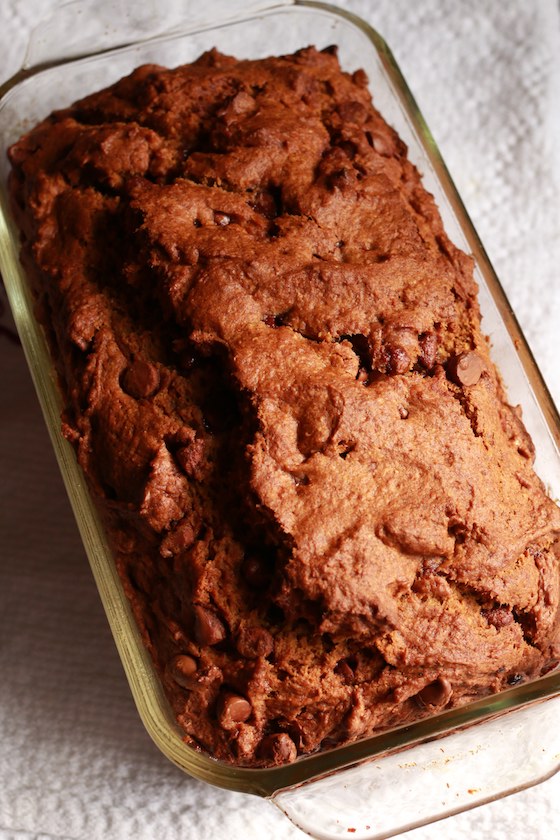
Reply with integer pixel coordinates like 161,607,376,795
8,46,560,766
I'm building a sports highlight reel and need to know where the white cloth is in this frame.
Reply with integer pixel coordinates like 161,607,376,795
1,2,559,839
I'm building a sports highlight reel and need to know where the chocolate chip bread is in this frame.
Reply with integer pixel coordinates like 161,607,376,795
8,46,560,767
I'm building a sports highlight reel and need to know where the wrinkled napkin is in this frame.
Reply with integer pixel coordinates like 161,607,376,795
1,1,560,839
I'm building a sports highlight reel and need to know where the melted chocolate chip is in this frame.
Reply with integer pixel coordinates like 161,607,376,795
236,625,274,658
193,605,226,646
121,359,160,399
226,90,255,116
387,346,410,375
416,677,453,708
419,332,438,370
168,654,198,688
258,733,297,765
448,351,484,386
507,673,524,686
351,68,369,87
371,132,394,157
337,100,368,124
217,692,252,729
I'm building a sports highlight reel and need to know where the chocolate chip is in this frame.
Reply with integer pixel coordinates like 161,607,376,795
121,360,160,399
448,351,484,386
371,133,393,157
168,654,198,688
217,691,252,729
351,68,369,88
214,211,230,226
419,332,438,369
364,125,396,157
483,606,514,629
193,605,226,646
507,673,524,686
416,677,453,708
236,625,274,658
228,90,255,115
387,346,410,375
258,733,297,765
337,100,368,124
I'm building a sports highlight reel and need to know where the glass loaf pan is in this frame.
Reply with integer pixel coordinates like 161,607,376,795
1,1,560,838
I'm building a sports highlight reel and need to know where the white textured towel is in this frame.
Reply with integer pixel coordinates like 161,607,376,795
1,2,560,839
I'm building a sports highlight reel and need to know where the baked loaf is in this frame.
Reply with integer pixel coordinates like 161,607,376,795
8,46,560,767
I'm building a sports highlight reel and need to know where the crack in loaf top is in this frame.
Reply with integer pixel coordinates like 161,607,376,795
9,45,560,765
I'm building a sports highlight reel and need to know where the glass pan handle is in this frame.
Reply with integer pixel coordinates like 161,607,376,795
23,0,295,70
272,695,560,840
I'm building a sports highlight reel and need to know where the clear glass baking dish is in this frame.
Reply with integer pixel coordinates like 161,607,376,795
1,1,560,838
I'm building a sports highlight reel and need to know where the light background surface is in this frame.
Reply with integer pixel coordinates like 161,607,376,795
1,1,560,839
